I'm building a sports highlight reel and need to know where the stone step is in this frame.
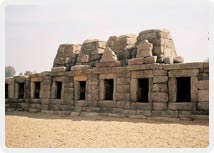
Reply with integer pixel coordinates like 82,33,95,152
190,115,209,120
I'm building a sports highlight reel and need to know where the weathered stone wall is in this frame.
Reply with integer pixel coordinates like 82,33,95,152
5,62,209,119
52,29,183,71
5,29,209,120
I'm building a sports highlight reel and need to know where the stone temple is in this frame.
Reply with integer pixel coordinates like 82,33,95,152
5,29,209,119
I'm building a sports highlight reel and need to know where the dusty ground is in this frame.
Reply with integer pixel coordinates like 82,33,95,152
5,111,209,148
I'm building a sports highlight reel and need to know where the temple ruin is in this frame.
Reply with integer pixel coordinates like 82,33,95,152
5,29,209,119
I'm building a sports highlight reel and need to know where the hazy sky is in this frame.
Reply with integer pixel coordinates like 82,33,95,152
5,0,209,74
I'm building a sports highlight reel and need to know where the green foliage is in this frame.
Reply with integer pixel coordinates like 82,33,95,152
5,66,16,78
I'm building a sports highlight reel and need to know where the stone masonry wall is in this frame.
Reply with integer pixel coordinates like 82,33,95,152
5,29,209,120
5,62,209,119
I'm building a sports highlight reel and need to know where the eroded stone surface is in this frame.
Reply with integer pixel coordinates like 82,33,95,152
136,40,153,58
5,29,209,120
100,47,118,62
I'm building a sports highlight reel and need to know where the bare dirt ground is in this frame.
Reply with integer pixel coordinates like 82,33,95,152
5,111,209,148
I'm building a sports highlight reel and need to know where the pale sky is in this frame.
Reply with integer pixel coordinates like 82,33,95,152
5,0,209,74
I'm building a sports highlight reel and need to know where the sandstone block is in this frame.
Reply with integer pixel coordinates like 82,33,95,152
75,101,88,107
124,109,137,115
128,115,146,119
117,78,130,85
70,112,80,116
144,56,157,64
100,47,117,62
153,103,167,110
168,69,199,77
136,110,145,115
136,40,153,58
87,107,99,112
51,67,66,72
197,102,209,111
75,106,82,112
64,88,74,94
128,58,144,65
41,104,48,110
64,83,74,88
60,105,75,111
96,61,121,67
71,65,91,71
116,101,130,109
164,63,203,70
153,46,164,55
112,108,124,114
108,113,126,118
77,54,89,63
164,57,174,64
116,93,130,101
99,107,113,113
197,80,209,90
198,90,209,102
107,34,137,53
41,99,50,105
168,103,192,111
29,108,40,113
80,112,99,117
90,54,102,61
131,70,153,78
152,84,167,92
201,73,209,80
173,56,184,63
130,79,138,102
144,110,152,116
167,110,179,118
151,92,168,102
153,70,167,76
131,102,152,110
178,111,191,118
49,99,62,104
116,84,130,93
41,91,51,99
153,76,168,83
98,101,116,108
42,85,51,91
151,111,166,117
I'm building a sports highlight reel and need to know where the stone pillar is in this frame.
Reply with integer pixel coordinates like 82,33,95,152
15,82,19,99
74,81,80,101
151,70,168,114
31,82,35,99
41,74,52,110
87,74,99,107
130,79,138,102
99,79,105,101
168,77,176,102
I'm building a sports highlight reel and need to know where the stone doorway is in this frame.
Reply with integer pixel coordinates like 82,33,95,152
5,84,8,98
34,82,41,99
137,79,149,102
56,81,62,99
104,79,114,100
18,83,25,98
79,81,86,100
176,77,191,102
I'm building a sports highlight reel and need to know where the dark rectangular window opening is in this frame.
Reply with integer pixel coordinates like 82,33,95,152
18,83,25,98
104,79,114,100
5,84,9,98
137,79,149,102
79,81,86,100
176,77,191,102
56,81,62,99
34,82,41,99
